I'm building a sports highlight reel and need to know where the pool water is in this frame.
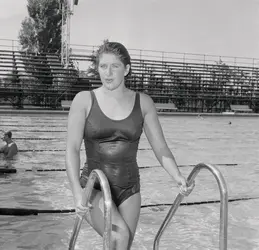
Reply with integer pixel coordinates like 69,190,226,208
0,113,259,249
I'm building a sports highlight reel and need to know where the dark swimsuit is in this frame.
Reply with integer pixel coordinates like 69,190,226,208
79,90,144,207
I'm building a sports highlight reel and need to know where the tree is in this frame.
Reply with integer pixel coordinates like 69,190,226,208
16,0,65,108
86,51,99,77
18,17,38,53
18,0,62,54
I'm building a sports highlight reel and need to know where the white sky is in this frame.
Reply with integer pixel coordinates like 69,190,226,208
0,0,259,60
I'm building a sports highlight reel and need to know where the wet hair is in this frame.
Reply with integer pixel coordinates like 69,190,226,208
4,131,12,138
95,41,131,77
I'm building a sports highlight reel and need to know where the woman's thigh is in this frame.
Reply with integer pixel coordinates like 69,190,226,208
87,189,130,238
118,192,141,238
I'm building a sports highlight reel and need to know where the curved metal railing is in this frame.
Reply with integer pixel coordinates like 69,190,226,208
68,169,112,250
153,163,228,250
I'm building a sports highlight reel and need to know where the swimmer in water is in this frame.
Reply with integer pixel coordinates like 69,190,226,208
65,41,195,249
0,131,18,159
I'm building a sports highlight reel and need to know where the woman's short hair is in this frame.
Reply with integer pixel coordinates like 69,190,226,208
95,41,131,77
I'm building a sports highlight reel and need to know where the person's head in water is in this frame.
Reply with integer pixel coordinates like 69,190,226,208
3,131,12,143
95,41,131,91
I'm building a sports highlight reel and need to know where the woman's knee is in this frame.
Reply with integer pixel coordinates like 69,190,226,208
111,224,131,249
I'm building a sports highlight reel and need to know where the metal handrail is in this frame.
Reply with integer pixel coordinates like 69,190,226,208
68,169,112,249
153,163,228,250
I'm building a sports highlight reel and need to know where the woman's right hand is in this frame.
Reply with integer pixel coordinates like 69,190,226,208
74,190,93,217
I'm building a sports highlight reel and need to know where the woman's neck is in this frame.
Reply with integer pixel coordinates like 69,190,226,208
100,86,130,100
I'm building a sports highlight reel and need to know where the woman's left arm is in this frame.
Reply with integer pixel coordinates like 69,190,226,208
142,94,183,184
142,94,195,195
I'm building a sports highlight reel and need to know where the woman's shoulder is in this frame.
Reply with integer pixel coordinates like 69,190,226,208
138,92,156,116
72,91,91,107
138,92,153,103
74,90,91,99
68,91,92,117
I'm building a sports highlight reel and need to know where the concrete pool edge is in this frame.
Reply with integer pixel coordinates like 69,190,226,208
0,108,259,117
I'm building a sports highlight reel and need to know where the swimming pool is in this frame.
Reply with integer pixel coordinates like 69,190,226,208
0,112,259,249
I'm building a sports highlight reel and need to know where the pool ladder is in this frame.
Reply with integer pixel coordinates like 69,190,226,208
68,169,112,250
153,163,228,250
68,163,228,250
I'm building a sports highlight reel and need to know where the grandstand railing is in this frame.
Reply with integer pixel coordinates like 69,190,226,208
0,39,259,113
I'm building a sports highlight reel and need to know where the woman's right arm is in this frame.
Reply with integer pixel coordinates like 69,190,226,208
65,91,89,206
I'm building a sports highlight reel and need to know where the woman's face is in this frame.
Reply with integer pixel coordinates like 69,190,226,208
98,53,130,91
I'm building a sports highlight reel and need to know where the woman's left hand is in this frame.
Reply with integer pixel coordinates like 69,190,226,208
176,175,195,196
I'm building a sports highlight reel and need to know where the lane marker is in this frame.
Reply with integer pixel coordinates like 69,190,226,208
0,197,257,216
19,163,237,172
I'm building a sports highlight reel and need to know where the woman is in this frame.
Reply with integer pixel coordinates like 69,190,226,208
65,41,194,249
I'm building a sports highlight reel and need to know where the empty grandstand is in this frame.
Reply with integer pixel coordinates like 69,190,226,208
0,39,259,112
